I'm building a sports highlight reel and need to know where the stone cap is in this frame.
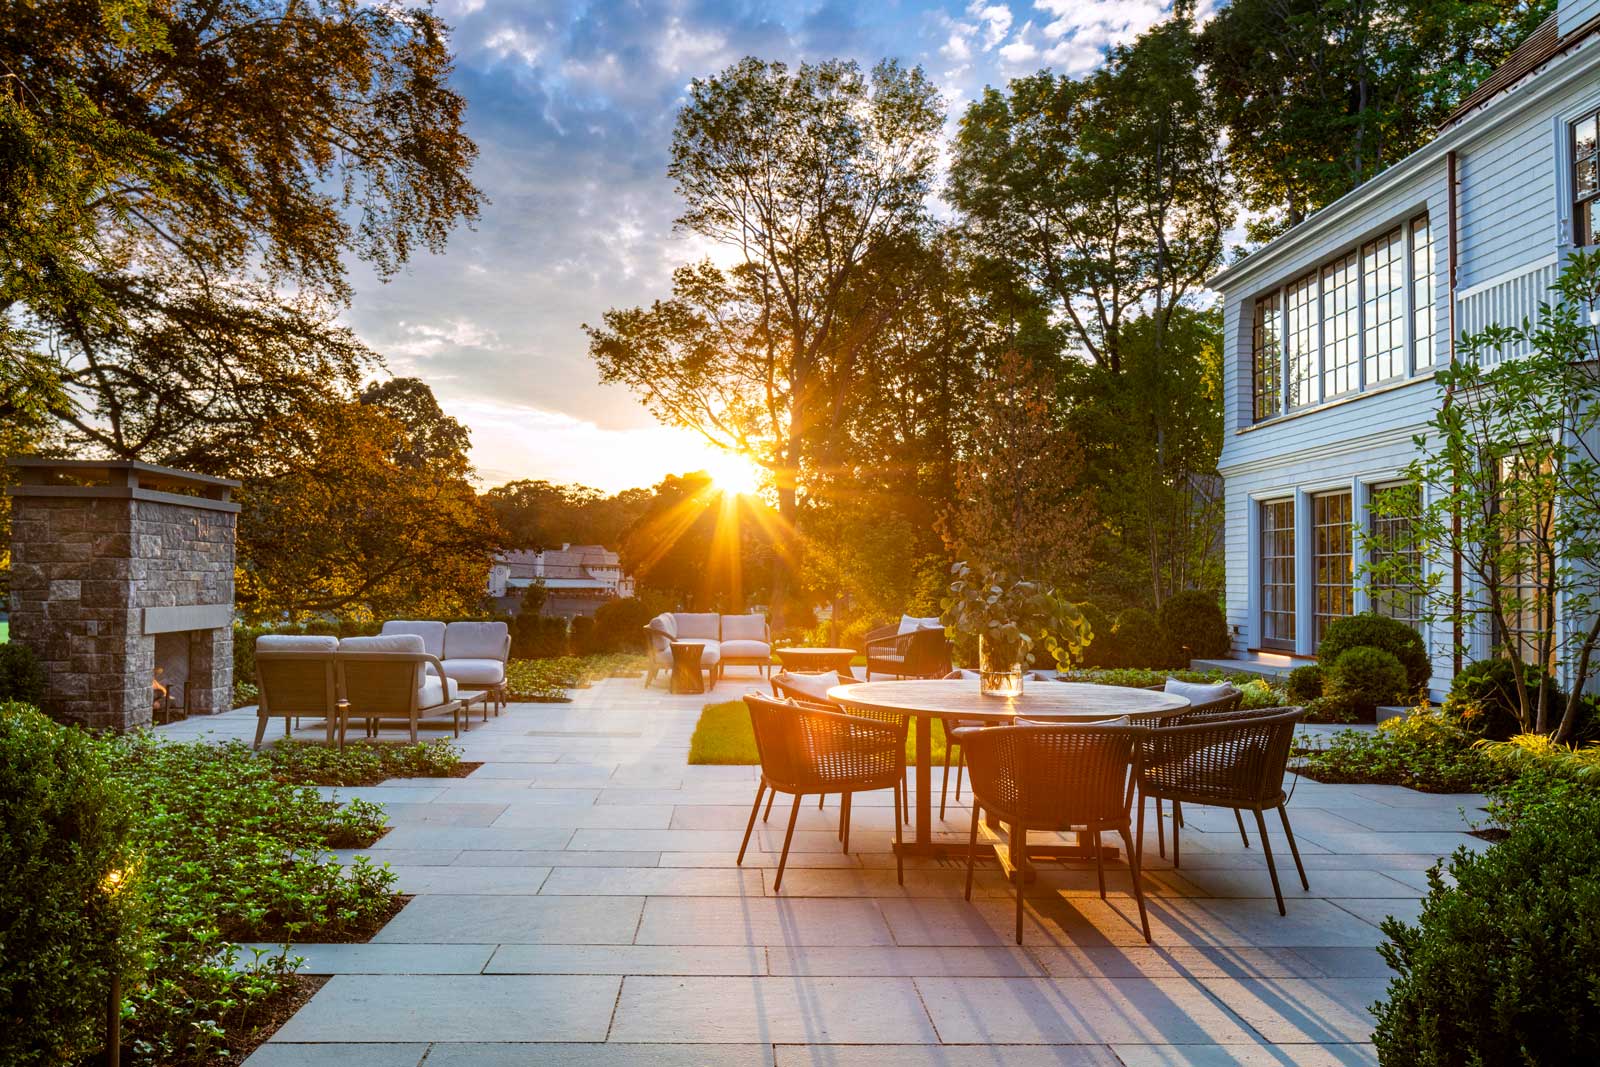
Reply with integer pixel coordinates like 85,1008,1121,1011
8,458,240,511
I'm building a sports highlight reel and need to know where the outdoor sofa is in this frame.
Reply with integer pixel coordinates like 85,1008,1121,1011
644,612,772,687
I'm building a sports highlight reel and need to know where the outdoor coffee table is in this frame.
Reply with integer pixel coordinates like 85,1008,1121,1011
774,646,858,678
458,688,491,723
669,641,707,694
829,679,1189,873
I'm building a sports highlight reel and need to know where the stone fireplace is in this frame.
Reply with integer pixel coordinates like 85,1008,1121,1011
7,459,239,732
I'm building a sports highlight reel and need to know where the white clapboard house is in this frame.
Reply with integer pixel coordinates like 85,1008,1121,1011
1206,0,1600,692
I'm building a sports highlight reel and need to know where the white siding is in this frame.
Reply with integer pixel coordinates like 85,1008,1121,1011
1562,0,1600,34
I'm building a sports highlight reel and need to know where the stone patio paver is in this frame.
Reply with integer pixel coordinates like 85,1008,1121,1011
153,676,1470,1065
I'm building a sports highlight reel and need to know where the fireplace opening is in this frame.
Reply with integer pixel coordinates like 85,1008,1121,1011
152,631,194,724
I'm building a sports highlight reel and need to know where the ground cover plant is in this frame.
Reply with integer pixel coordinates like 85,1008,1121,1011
688,699,951,766
1294,708,1511,794
257,738,466,786
1059,667,1285,708
505,653,646,702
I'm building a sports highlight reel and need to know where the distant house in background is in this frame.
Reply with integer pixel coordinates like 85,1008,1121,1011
488,544,636,619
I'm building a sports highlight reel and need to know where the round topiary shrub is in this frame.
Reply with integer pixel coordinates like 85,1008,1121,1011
1318,613,1430,695
1286,664,1324,704
0,703,144,1064
1075,602,1112,667
0,642,47,705
1444,657,1563,741
1372,789,1600,1064
1109,607,1165,669
1325,646,1408,721
1156,590,1230,661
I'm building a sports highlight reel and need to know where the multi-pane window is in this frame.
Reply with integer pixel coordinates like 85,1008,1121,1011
1286,274,1318,410
1253,293,1283,421
1249,214,1434,421
1261,499,1296,650
1369,483,1423,625
1312,491,1354,645
1496,454,1556,669
1575,108,1598,247
1322,254,1360,397
1410,216,1434,367
1362,228,1405,382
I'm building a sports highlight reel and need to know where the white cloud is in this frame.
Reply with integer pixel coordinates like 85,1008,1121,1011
968,2,1014,49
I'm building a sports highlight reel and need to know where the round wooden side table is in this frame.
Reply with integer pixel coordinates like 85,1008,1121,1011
669,641,707,694
774,646,858,678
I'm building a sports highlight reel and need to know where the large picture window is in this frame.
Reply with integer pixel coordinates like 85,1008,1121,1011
1261,499,1296,650
1253,293,1282,420
1576,108,1598,248
1249,213,1432,422
1369,482,1422,625
1312,490,1353,645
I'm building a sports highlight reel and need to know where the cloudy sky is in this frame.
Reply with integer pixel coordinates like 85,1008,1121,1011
344,0,1190,492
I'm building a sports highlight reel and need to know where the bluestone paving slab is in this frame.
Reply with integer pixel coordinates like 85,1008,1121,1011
328,848,460,866
1161,868,1421,899
361,801,508,826
568,828,753,852
373,826,574,851
456,848,662,867
423,1044,775,1066
1109,1045,1378,1066
1285,946,1392,978
1198,976,1387,1043
1333,805,1483,831
490,803,675,829
486,944,767,975
313,785,445,804
385,865,553,894
914,976,1261,1044
759,867,1018,899
238,942,493,974
270,974,620,1041
774,1047,1121,1066
372,894,643,944
1295,830,1486,855
634,897,896,946
608,975,939,1043
766,945,1043,977
1027,945,1326,980
403,786,604,805
539,866,765,896
664,850,862,869
1330,897,1424,928
243,1042,426,1067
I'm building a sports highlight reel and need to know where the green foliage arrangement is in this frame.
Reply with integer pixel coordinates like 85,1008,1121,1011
1324,646,1409,722
0,641,46,704
0,704,144,1066
1295,708,1509,794
1286,664,1324,704
942,562,1091,671
1317,613,1430,695
510,613,568,659
1157,590,1230,660
1372,789,1600,1064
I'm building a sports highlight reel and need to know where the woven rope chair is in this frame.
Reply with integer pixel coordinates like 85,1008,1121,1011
1135,686,1248,854
739,693,907,890
765,676,911,827
954,721,1151,944
1137,706,1309,914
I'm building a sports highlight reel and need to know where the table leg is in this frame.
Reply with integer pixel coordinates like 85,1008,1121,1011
914,714,932,847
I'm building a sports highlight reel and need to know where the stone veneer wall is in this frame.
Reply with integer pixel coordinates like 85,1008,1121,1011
9,494,235,732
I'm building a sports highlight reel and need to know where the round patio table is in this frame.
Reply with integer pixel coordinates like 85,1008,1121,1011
828,679,1190,863
774,646,858,678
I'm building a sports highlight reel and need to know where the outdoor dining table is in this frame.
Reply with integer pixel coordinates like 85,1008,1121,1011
828,679,1190,866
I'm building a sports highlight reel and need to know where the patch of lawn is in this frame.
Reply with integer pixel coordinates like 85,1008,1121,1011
688,699,951,766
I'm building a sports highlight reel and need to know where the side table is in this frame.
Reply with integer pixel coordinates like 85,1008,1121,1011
669,641,707,694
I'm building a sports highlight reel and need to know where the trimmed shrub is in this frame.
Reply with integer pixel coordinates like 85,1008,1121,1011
510,612,567,659
570,615,597,656
1075,602,1112,667
1324,646,1407,721
1318,613,1430,694
1156,590,1230,661
0,641,46,704
0,703,144,1064
1286,664,1324,704
1108,607,1165,669
592,597,656,653
1444,657,1562,741
1372,789,1600,1064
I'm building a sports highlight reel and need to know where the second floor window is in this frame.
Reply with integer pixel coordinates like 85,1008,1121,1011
1577,108,1598,248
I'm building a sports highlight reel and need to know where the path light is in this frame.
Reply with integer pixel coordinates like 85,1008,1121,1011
103,866,129,1067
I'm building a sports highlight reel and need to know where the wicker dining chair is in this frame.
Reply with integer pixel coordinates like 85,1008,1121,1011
739,693,906,890
766,674,911,827
1137,706,1309,914
954,721,1151,944
1137,685,1246,855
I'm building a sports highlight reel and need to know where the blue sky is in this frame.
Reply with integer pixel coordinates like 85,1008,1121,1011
342,0,1190,491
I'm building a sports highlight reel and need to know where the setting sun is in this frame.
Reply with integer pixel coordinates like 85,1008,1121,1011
702,450,764,496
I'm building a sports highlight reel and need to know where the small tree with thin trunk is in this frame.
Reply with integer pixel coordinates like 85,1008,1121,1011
1364,252,1600,740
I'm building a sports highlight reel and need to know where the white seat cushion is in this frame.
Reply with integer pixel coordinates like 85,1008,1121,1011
418,675,461,709
257,634,338,652
381,620,445,658
899,614,943,635
1164,679,1237,706
775,670,844,702
720,614,768,641
444,621,509,661
720,639,770,659
442,657,506,685
674,613,722,640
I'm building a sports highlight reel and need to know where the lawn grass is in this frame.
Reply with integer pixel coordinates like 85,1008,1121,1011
688,699,951,766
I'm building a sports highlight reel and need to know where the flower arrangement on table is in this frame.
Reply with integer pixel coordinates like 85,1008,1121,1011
941,561,1092,696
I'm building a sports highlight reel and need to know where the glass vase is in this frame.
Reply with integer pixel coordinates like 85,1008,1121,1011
977,635,1025,698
